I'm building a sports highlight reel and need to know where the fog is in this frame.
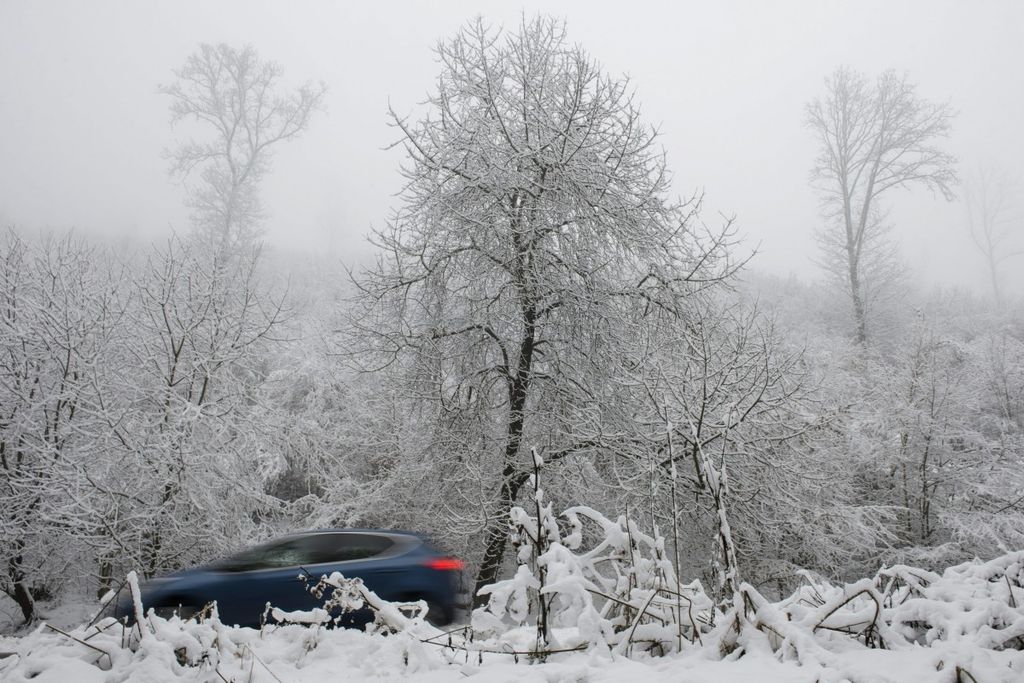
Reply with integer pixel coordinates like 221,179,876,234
1,0,1021,290
6,3,1024,666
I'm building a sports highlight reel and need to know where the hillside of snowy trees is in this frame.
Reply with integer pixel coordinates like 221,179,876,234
2,12,1022,682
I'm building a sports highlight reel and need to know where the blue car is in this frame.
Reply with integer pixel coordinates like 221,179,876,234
116,530,463,627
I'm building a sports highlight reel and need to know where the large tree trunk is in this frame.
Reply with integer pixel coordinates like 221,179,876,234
472,472,527,606
473,290,537,604
472,376,533,604
851,286,868,346
10,581,34,625
7,547,35,624
847,245,868,345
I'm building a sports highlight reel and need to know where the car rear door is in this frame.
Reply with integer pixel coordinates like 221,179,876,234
307,532,418,625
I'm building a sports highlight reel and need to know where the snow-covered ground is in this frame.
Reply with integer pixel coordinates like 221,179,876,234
3,520,1023,683
4,553,1024,683
1,618,1021,683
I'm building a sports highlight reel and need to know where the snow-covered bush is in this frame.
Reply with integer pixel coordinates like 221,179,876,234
472,454,715,658
279,571,431,634
467,456,1023,681
707,550,1024,679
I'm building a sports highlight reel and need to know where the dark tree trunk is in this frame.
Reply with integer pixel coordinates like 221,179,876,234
11,581,34,624
472,375,534,602
7,547,35,624
473,282,538,603
97,558,114,599
472,472,527,606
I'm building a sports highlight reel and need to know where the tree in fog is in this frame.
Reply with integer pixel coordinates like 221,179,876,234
965,166,1021,305
806,67,957,344
0,232,122,623
161,44,326,252
606,298,894,594
125,42,319,577
350,16,739,597
838,309,1024,566
93,238,285,579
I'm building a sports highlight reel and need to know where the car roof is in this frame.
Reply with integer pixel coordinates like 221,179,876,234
271,528,432,544
304,528,427,538
298,529,449,553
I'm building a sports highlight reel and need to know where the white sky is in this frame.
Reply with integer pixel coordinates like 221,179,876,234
1,0,1022,291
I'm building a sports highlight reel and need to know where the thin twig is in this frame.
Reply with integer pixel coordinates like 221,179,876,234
43,623,113,669
243,644,284,683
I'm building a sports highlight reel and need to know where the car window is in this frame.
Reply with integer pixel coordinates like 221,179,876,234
218,533,395,571
218,538,310,571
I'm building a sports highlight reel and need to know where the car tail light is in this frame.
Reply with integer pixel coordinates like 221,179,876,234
424,557,464,571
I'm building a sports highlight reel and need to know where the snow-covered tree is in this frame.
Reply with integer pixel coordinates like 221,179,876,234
348,16,740,598
861,310,1024,564
0,232,123,622
88,237,284,580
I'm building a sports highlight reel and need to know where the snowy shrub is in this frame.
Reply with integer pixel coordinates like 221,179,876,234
706,551,1024,679
285,571,431,633
467,459,1024,682
472,454,716,658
